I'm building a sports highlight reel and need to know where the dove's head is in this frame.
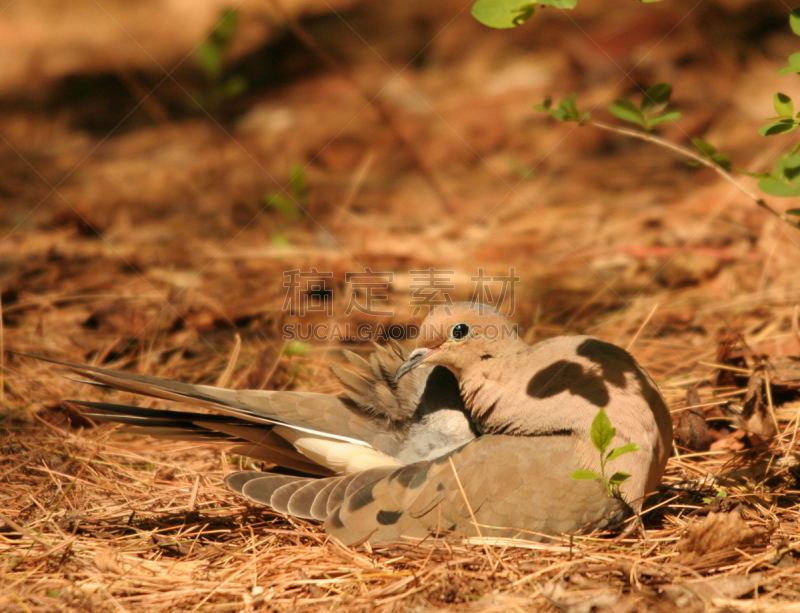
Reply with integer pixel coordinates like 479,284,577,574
395,303,519,380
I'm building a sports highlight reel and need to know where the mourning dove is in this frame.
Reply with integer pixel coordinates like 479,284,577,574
39,303,672,544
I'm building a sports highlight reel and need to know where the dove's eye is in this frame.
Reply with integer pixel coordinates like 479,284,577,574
450,323,470,340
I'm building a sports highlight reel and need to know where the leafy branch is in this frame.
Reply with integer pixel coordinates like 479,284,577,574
572,408,641,497
535,84,800,231
470,0,660,30
473,2,800,231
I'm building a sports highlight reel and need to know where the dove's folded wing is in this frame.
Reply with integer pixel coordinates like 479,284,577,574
324,435,628,545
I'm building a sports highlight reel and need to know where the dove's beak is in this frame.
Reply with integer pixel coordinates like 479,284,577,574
395,347,438,381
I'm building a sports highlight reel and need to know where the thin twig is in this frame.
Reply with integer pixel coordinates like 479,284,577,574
216,333,241,387
448,456,498,571
626,302,660,352
763,367,780,436
0,511,53,548
335,151,375,229
188,474,200,512
591,120,800,232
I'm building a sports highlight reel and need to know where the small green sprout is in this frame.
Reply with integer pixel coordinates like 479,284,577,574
191,9,247,111
284,340,310,357
701,489,728,505
571,408,641,497
263,163,308,221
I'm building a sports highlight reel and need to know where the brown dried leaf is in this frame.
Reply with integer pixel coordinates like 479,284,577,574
715,332,750,388
676,511,770,563
675,389,711,452
709,429,747,452
658,573,764,607
740,370,776,444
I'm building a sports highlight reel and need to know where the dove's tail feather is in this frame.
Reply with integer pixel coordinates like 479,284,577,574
30,354,407,449
28,353,415,477
72,399,336,476
227,466,396,522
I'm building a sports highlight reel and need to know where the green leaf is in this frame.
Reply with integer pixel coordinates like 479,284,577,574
571,469,601,481
758,176,800,197
271,230,291,248
538,0,577,7
777,53,800,74
46,589,61,598
284,340,309,356
787,208,800,215
791,8,800,36
289,163,308,197
222,75,247,98
542,93,588,123
759,119,799,136
559,94,579,119
471,0,537,28
605,442,641,462
264,193,302,219
711,152,733,172
692,137,717,156
645,111,681,130
775,93,794,118
512,4,536,25
641,83,672,111
608,99,645,127
608,471,631,485
195,43,224,79
211,9,240,46
778,152,800,178
534,97,552,112
590,408,615,453
692,138,732,170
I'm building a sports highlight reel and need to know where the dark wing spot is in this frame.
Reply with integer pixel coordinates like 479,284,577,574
392,464,420,488
481,354,493,360
527,360,610,407
576,338,668,418
377,509,403,525
328,506,345,529
437,482,445,491
408,462,432,489
347,482,376,512
576,338,635,389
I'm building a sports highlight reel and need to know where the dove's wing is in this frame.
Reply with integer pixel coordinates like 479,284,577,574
324,434,629,545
